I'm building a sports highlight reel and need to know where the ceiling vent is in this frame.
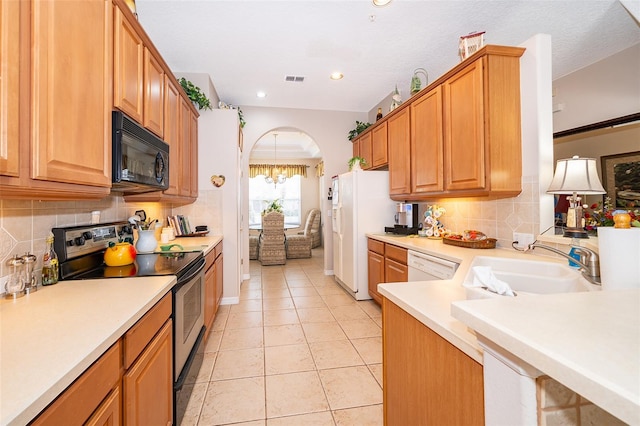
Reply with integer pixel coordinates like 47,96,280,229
284,75,305,82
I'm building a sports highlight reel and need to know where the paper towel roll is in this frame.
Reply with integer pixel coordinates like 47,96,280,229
597,227,640,290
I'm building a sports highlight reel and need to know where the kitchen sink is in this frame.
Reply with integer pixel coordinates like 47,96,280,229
463,256,600,299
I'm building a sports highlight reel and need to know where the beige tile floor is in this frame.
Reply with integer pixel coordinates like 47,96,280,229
181,248,384,426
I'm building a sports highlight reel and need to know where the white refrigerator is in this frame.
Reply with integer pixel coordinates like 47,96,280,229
332,170,396,300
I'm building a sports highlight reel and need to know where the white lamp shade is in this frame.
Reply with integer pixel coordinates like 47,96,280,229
547,156,606,195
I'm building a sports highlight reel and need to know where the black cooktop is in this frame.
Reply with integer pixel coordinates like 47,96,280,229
65,251,204,280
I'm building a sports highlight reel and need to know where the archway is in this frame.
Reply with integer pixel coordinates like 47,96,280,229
245,127,324,272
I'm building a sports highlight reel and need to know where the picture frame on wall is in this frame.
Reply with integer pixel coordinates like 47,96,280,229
600,151,640,209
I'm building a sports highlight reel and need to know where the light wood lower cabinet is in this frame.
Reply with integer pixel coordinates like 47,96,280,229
123,320,173,426
383,298,484,425
205,241,224,339
367,239,385,304
367,239,407,305
31,342,122,426
32,293,173,425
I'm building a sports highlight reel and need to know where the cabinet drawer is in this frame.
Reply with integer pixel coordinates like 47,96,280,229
31,342,121,426
123,292,172,369
205,249,216,271
385,244,407,264
368,239,385,255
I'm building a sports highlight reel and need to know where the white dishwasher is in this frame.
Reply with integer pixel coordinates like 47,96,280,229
407,250,459,281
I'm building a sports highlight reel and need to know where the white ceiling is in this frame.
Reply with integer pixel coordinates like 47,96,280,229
135,0,640,157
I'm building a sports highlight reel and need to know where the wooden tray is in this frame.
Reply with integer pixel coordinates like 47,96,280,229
443,237,496,249
179,231,210,237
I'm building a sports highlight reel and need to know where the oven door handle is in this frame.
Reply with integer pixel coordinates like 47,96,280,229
174,325,206,392
174,257,206,290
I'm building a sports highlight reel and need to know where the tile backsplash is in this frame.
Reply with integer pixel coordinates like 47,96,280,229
1,177,536,287
417,176,540,248
0,194,173,287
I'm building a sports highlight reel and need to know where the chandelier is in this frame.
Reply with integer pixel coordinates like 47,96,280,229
265,133,287,186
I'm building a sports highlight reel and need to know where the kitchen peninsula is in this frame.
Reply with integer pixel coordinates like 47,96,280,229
371,234,639,425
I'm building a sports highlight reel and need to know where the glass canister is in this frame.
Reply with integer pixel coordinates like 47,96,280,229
5,255,25,298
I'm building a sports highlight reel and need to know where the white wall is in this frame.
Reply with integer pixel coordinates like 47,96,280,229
240,106,365,277
552,43,640,133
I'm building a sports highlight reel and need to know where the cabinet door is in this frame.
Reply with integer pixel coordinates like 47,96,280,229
163,75,180,195
383,299,484,425
368,250,384,305
113,5,143,123
214,252,223,309
85,387,121,426
443,59,485,191
204,262,215,333
189,110,199,197
387,108,411,196
30,0,111,187
352,138,359,159
179,97,191,196
371,122,388,168
124,320,173,426
385,258,408,283
0,0,20,178
411,87,444,194
358,132,372,170
143,48,164,137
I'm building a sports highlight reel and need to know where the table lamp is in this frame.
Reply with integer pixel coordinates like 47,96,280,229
547,155,606,238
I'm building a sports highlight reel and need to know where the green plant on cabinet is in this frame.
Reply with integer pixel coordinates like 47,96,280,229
178,77,213,110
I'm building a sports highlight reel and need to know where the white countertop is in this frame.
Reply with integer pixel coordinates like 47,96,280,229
370,233,639,424
451,290,640,425
0,234,222,426
0,277,175,425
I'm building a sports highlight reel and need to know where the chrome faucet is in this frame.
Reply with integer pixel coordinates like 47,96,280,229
526,242,601,285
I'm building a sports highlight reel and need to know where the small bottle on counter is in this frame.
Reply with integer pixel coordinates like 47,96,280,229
42,233,59,285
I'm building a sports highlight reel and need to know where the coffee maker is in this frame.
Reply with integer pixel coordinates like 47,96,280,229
385,203,420,235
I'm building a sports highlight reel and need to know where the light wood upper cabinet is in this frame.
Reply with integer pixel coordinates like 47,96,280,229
441,48,524,197
163,75,180,195
179,97,192,196
443,59,485,191
30,0,112,187
143,47,164,137
371,122,388,168
0,0,20,178
352,138,359,159
357,132,372,170
388,108,411,196
411,86,444,194
113,5,143,123
189,110,199,197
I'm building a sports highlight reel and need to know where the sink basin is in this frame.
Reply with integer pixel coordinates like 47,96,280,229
464,256,600,299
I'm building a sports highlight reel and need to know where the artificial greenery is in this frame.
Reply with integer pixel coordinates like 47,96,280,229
347,121,372,141
348,156,368,170
178,78,213,111
263,199,283,214
237,107,246,128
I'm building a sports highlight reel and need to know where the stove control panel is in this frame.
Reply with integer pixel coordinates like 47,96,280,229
53,222,134,262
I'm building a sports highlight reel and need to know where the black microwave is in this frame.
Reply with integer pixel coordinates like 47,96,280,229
112,111,169,193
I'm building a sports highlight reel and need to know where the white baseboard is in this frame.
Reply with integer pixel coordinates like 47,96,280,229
220,296,239,305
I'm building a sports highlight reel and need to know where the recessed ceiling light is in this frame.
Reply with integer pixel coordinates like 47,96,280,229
330,72,344,80
372,0,392,6
257,91,266,98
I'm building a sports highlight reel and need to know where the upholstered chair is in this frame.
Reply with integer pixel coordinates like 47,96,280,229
258,211,286,265
308,209,321,248
286,209,316,259
249,234,259,260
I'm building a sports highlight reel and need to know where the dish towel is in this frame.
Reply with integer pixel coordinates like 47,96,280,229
466,266,516,296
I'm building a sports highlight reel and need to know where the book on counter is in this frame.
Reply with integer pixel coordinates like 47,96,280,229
167,215,192,236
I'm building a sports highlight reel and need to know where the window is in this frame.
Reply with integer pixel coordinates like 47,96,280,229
248,175,301,227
